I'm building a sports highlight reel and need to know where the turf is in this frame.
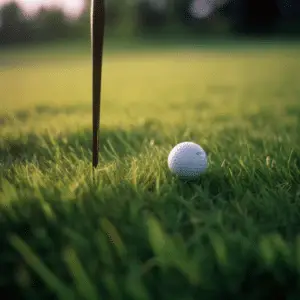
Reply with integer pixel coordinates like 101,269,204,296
0,41,300,299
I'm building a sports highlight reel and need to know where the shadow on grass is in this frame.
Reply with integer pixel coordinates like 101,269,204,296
0,119,173,165
0,104,91,125
1,116,299,182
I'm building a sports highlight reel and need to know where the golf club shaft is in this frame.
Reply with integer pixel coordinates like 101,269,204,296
91,0,105,168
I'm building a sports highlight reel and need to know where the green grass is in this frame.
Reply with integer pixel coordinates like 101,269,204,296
0,41,300,299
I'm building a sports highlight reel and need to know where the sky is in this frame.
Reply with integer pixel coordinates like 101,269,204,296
0,0,86,17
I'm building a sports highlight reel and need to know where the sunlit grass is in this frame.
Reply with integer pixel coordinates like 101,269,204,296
0,42,300,299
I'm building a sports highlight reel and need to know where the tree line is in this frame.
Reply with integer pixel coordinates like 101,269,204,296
0,0,299,46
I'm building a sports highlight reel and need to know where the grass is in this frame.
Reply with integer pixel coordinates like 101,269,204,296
0,41,300,299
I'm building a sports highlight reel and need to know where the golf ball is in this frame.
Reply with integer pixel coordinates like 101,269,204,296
168,142,208,180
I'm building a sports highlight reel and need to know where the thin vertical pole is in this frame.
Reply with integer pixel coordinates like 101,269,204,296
91,0,105,168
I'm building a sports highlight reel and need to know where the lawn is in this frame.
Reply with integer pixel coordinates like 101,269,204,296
0,41,300,299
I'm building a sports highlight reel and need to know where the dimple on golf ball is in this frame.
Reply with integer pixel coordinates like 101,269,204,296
168,142,208,180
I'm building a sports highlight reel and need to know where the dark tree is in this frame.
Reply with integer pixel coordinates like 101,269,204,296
229,0,281,35
32,8,70,41
0,2,29,45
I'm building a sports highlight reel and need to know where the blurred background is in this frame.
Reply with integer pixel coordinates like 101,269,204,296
0,0,300,47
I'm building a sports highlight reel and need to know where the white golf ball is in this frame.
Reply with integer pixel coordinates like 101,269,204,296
168,142,208,180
